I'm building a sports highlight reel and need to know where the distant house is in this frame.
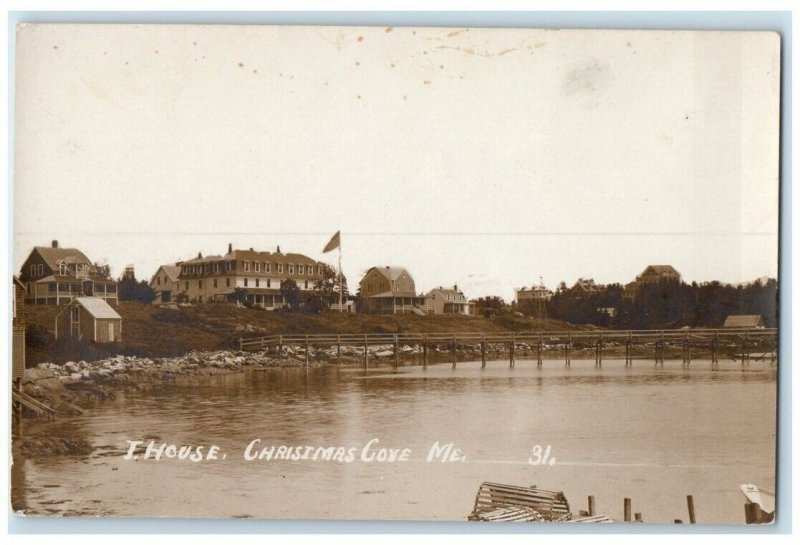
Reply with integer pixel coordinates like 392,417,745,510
516,284,553,303
624,265,681,299
19,241,118,305
723,315,765,329
423,285,474,315
149,265,182,303
571,278,601,294
358,266,425,314
55,297,122,343
12,277,26,383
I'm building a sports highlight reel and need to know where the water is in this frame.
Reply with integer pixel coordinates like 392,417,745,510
12,359,776,523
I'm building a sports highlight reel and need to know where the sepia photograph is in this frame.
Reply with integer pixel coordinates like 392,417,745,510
9,21,780,526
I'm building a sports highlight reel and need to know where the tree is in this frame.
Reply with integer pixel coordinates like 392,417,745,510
93,262,111,280
118,271,155,304
280,279,302,311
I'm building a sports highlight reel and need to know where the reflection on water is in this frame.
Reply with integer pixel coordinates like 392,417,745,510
13,359,776,523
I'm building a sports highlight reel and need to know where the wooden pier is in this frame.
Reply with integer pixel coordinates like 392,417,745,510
240,327,777,368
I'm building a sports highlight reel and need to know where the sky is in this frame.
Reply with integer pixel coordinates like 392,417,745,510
13,25,780,301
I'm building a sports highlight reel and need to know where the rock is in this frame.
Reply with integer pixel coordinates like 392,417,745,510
64,361,79,373
70,373,82,381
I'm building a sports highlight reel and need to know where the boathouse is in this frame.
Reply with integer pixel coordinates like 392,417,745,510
56,297,122,343
12,277,26,383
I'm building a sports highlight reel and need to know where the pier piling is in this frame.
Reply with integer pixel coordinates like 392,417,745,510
588,495,596,516
624,498,632,522
394,334,399,368
687,495,696,524
423,335,428,369
481,335,486,368
452,335,457,368
305,336,310,367
363,334,368,369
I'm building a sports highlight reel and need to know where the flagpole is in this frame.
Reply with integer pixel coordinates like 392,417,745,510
338,238,343,312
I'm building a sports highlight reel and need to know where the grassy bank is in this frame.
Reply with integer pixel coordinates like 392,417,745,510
24,302,578,366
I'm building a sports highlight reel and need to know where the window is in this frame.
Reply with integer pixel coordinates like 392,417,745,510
199,280,203,289
244,262,250,272
255,262,260,272
38,264,44,276
213,279,218,288
288,264,295,274
277,264,283,274
185,281,189,290
265,263,271,273
298,265,304,274
304,280,309,289
318,266,323,276
30,265,36,277
226,278,230,288
267,279,271,288
157,277,161,286
256,279,260,287
59,262,66,275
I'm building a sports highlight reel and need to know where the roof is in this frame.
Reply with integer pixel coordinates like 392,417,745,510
723,315,764,328
35,274,115,284
155,265,182,283
74,297,122,320
642,265,680,276
426,288,465,297
365,266,411,282
180,249,319,266
31,247,92,270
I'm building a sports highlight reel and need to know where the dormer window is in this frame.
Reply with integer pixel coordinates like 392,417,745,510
265,263,271,273
255,262,260,272
288,264,295,274
244,262,250,272
277,264,284,274
59,262,66,275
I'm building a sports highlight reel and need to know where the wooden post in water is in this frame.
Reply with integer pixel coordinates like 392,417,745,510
394,334,399,368
537,332,543,367
509,334,515,368
452,335,457,368
278,335,283,363
625,331,632,366
363,334,368,369
687,495,696,524
565,333,571,366
588,495,596,516
744,502,760,524
624,498,632,522
481,334,486,368
337,335,341,360
742,332,750,365
305,336,310,367
423,334,428,369
634,513,642,522
711,332,719,366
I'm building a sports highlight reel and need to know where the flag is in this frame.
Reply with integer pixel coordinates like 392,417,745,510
323,231,340,253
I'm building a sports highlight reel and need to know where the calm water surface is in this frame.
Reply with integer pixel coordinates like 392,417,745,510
12,359,776,523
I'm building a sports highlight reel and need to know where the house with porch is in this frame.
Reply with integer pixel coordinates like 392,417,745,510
175,243,326,309
423,285,474,315
358,266,425,314
19,241,118,305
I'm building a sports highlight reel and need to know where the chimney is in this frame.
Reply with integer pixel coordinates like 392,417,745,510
198,252,202,259
277,246,281,254
250,247,254,252
227,243,232,254
52,240,58,248
454,284,458,291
